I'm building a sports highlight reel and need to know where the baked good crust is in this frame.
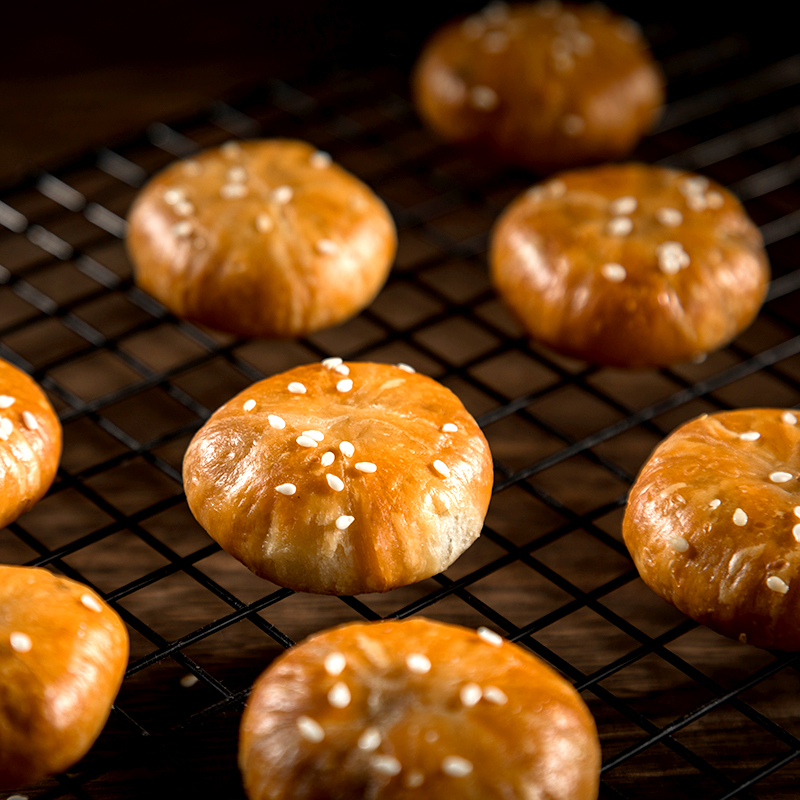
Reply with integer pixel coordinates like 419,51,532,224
182,361,493,595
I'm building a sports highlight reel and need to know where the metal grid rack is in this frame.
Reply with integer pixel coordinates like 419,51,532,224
2,14,800,800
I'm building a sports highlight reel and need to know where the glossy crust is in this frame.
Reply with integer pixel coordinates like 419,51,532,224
183,361,493,595
0,358,62,529
490,163,769,368
126,139,396,338
0,565,129,790
240,617,600,800
412,2,663,172
623,409,800,650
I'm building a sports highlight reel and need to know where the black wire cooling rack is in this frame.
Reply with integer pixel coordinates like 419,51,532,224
3,12,800,800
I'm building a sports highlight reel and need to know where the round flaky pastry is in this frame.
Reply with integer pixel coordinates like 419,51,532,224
239,617,600,800
490,163,769,367
0,565,129,790
413,1,663,172
183,361,494,595
126,138,396,338
624,408,800,650
1,357,62,530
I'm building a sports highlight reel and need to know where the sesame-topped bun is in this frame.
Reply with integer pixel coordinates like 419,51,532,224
182,361,493,595
623,409,800,651
412,1,664,172
490,163,769,368
126,138,396,338
1,357,62,530
240,617,601,800
0,565,129,790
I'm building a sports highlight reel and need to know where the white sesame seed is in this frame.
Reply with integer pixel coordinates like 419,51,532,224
668,536,690,553
316,238,339,255
255,214,273,233
182,159,202,176
297,716,325,743
462,15,486,39
460,683,482,707
326,474,345,492
164,188,185,205
706,191,724,208
601,263,627,283
310,150,332,169
321,452,335,467
433,460,451,478
328,681,351,708
609,196,638,215
296,436,318,448
793,524,800,542
767,576,789,594
770,471,793,483
226,165,247,183
552,50,575,72
268,414,286,429
0,418,13,440
548,180,568,198
442,423,458,433
686,194,708,212
81,593,103,613
656,241,690,274
355,461,377,473
0,395,15,408
288,382,306,394
272,185,293,204
22,411,38,431
783,411,798,425
406,653,432,674
334,364,350,376
405,770,425,788
358,727,382,751
477,627,503,646
679,176,710,196
322,357,343,369
276,483,297,495
733,508,748,526
243,399,256,412
221,141,242,158
180,674,199,688
10,632,32,653
482,30,509,53
174,200,194,216
710,499,721,509
324,652,346,676
656,207,683,227
220,183,248,199
303,430,325,442
372,755,402,776
561,114,585,137
336,379,353,393
171,221,193,237
483,685,508,705
568,29,594,55
442,756,473,777
339,441,355,458
606,216,633,237
425,730,439,743
397,363,415,373
794,506,800,518
469,85,499,111
335,515,355,530
740,431,761,441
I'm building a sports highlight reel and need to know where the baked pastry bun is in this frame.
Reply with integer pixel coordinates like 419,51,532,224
624,408,800,650
126,139,396,338
239,617,600,800
490,163,769,368
0,565,129,790
413,1,663,172
183,360,493,595
1,357,62,529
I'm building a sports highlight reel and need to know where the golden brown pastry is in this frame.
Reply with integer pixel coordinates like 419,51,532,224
126,139,396,338
412,1,664,172
0,565,129,789
183,360,493,595
490,163,769,368
240,617,600,800
624,408,800,650
1,357,62,530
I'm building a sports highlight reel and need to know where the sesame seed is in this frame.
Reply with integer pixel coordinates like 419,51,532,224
303,430,325,442
255,214,273,233
561,114,585,137
406,653,432,674
220,183,248,199
405,771,425,788
679,176,710,196
433,460,451,478
442,756,473,777
478,627,503,646
686,194,708,212
221,141,242,158
601,263,627,283
656,241,690,274
326,474,345,492
335,515,355,530
733,508,748,526
551,36,571,59
10,632,32,653
180,674,199,688
372,755,402,776
460,683,482,707
171,221,192,237
552,50,574,72
397,363,416,373
328,681,351,708
80,593,103,613
795,506,800,518
334,364,350,376
297,716,325,743
22,411,38,431
771,471,793,483
425,730,439,743
316,239,339,255
288,382,306,394
783,411,798,425
272,185,293,204
740,431,761,441
462,15,486,39
355,462,377,473
483,685,508,705
656,207,683,227
164,188,185,205
296,436,318,448
174,200,194,216
0,418,12,440
767,576,789,594
442,423,458,433
568,29,594,55
793,524,800,542
321,452,335,467
276,483,297,495
358,727,382,751
339,441,355,458
322,357,343,369
706,191,724,208
548,181,568,197
336,379,353,393
482,30,509,53
668,536,690,553
0,395,15,408
324,652,346,676
469,85,499,111
182,159,202,176
710,499,721,509
309,151,332,169
268,414,286,429
609,196,638,215
226,165,247,183
607,216,633,237
243,399,256,412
